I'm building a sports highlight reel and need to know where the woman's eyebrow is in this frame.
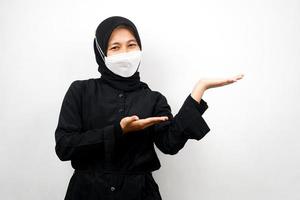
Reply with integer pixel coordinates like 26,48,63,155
109,42,120,46
109,39,137,46
127,39,137,43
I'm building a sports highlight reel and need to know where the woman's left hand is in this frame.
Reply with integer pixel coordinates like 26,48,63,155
198,73,244,90
191,73,244,103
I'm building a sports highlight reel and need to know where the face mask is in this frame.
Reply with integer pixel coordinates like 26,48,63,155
95,36,142,77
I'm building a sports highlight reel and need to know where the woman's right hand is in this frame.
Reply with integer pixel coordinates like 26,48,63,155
120,115,168,134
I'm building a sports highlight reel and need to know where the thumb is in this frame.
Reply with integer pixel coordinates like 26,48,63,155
127,115,139,123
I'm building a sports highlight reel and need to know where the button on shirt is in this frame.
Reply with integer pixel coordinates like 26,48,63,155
54,78,210,200
110,186,116,191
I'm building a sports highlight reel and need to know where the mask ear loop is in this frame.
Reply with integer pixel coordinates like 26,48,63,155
94,36,106,62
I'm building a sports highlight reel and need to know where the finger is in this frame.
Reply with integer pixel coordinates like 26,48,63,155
142,122,156,129
128,120,150,130
232,74,244,81
130,115,139,121
222,79,235,85
143,117,169,127
161,116,169,120
126,115,139,124
226,74,244,84
236,74,244,79
142,121,163,129
151,116,169,121
131,116,168,128
135,119,161,128
213,78,233,86
144,117,168,124
227,79,236,83
130,117,168,131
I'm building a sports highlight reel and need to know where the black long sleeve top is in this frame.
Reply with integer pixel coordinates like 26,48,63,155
54,78,210,200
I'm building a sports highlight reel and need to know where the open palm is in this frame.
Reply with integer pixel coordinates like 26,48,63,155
120,116,168,134
201,74,244,89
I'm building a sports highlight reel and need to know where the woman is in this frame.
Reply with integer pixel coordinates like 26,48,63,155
54,16,244,200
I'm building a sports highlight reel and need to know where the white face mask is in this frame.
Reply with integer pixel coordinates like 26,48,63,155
95,37,142,77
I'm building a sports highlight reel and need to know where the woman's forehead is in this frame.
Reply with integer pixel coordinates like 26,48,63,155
108,27,137,45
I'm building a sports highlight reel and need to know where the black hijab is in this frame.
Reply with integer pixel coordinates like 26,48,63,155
93,16,149,92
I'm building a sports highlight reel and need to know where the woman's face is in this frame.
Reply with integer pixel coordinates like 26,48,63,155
106,27,140,57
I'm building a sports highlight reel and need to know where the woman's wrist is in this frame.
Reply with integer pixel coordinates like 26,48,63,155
191,82,206,103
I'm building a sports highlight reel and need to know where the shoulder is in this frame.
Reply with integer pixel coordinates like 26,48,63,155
64,78,99,105
135,86,169,108
151,90,168,100
148,90,172,116
148,90,170,107
68,78,99,92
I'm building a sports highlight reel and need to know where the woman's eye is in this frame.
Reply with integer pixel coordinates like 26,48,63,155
111,46,118,50
129,44,137,47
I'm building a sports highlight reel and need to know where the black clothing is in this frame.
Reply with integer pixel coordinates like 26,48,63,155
93,16,147,92
55,78,210,200
55,15,211,200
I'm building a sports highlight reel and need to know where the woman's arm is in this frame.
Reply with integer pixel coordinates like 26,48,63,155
151,91,210,155
151,73,245,155
54,81,123,161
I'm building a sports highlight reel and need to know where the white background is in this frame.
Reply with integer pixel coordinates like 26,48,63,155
1,0,299,199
